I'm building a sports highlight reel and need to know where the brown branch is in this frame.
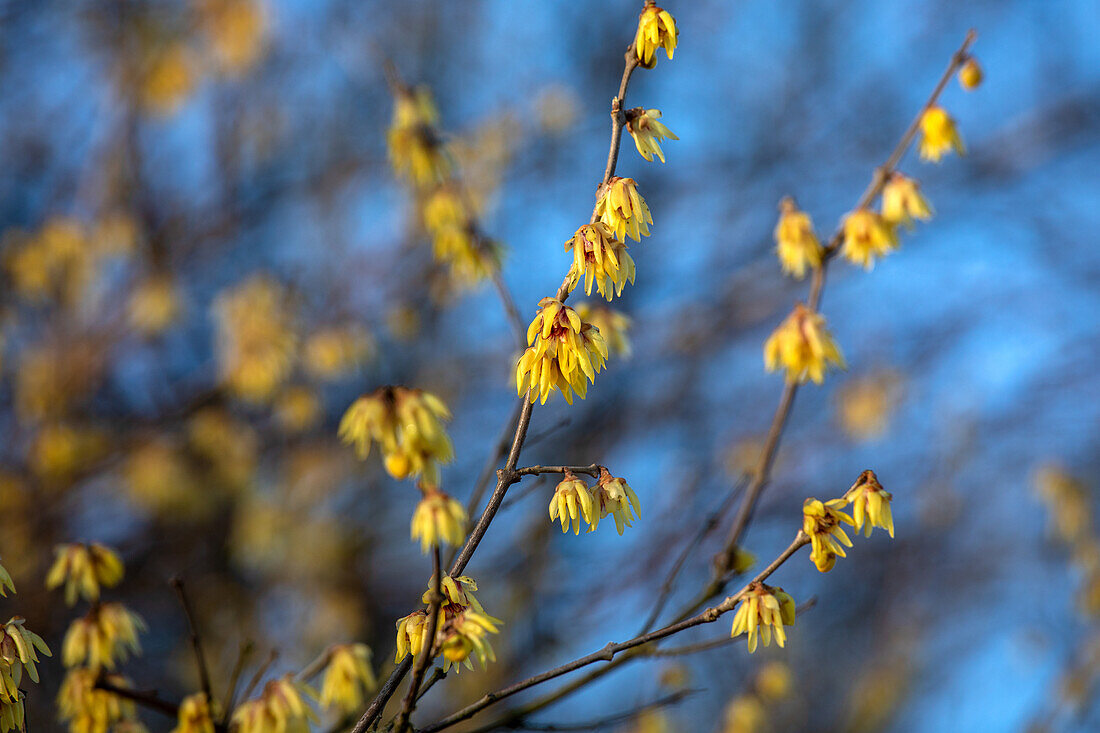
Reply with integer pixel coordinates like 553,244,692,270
418,533,809,733
239,648,279,704
220,640,254,726
170,576,214,707
94,678,179,718
507,688,699,731
644,597,817,658
511,464,603,480
394,548,443,733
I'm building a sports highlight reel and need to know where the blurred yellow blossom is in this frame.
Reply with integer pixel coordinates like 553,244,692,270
172,692,216,733
128,275,182,335
274,386,323,433
575,303,631,358
197,0,267,76
841,208,898,269
1034,466,1092,544
730,583,796,653
754,661,792,702
214,276,297,403
534,85,579,134
57,669,140,733
388,87,450,188
91,210,140,256
565,222,635,301
46,543,124,606
516,297,608,405
881,173,933,230
723,695,766,733
15,342,103,423
61,603,145,670
844,470,895,538
634,5,678,68
836,371,902,441
232,676,317,733
596,177,652,242
141,42,195,116
339,386,453,483
774,197,822,280
125,440,207,518
918,106,965,162
30,423,104,483
411,487,466,553
6,218,92,305
549,472,595,535
803,498,856,572
319,644,376,715
959,57,983,90
187,408,259,489
303,326,372,380
764,304,845,385
627,108,678,163
590,468,642,535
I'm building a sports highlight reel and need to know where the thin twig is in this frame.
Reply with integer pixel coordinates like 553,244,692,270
644,598,817,658
94,678,179,718
510,688,699,731
240,648,279,704
414,667,446,702
512,464,603,479
170,576,214,706
221,640,254,726
394,548,443,733
298,646,334,682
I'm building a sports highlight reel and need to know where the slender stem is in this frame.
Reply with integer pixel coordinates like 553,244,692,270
220,640,254,726
414,667,446,702
94,678,179,718
512,464,603,479
508,688,699,731
239,649,278,704
394,548,442,733
170,576,214,706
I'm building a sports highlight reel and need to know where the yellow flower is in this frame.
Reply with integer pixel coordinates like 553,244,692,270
439,611,500,673
565,223,635,301
626,109,678,163
319,644,376,716
232,676,317,733
58,669,139,733
338,386,453,484
836,370,901,441
423,186,470,234
516,298,608,405
394,609,434,663
1,617,51,693
590,469,642,535
548,473,596,535
410,487,467,553
426,575,484,613
634,5,678,68
918,106,965,162
141,42,195,116
596,177,652,242
214,276,297,403
46,543,124,607
431,228,503,285
723,695,766,733
172,692,216,733
841,208,898,269
0,698,23,733
388,87,450,188
61,603,145,670
274,386,323,433
802,498,856,572
303,326,372,379
774,197,822,280
575,303,632,358
754,661,792,702
958,57,983,90
881,174,932,230
197,0,267,76
763,304,845,385
729,583,796,653
128,275,181,335
0,562,12,597
844,469,894,538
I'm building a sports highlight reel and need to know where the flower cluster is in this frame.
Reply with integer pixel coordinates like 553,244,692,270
774,198,823,280
2,616,51,731
388,86,450,188
596,177,653,242
58,669,142,733
881,173,933,230
172,692,216,733
318,644,377,716
626,108,678,163
547,469,641,536
232,676,317,733
565,223,636,301
803,471,894,572
213,276,297,403
764,303,845,385
634,5,678,68
844,469,895,537
395,574,501,673
422,185,503,285
61,603,146,670
46,542,124,606
516,298,608,404
410,486,467,553
729,583,796,653
841,208,898,270
339,386,454,484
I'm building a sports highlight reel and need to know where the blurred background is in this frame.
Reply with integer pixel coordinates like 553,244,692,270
3,0,1100,731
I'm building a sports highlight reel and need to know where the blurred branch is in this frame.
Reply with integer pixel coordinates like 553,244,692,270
394,547,442,733
220,640,254,727
170,576,214,707
508,688,700,731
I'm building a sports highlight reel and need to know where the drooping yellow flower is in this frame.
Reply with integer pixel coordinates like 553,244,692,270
841,208,899,269
423,186,470,234
338,386,453,483
634,5,678,68
432,228,504,285
303,325,372,379
426,575,484,613
774,197,822,280
958,58,983,91
576,303,632,358
1,617,51,692
61,603,145,670
881,173,932,230
0,562,12,597
565,223,636,301
388,87,450,188
0,698,23,733
394,609,434,663
548,473,596,535
231,676,317,733
319,644,376,716
214,276,297,403
918,106,965,162
273,386,323,433
763,304,845,385
516,298,608,405
844,469,894,538
46,543,124,607
172,692,217,733
57,669,139,733
128,275,182,335
590,468,642,535
729,583,796,653
410,487,467,553
439,610,501,673
595,177,652,242
627,109,678,163
802,498,856,572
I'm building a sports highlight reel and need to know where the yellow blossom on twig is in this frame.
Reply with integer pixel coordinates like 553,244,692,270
440,611,501,673
841,208,898,270
764,304,845,385
339,386,453,483
46,543,124,607
172,692,217,733
626,109,678,163
958,57,983,90
918,106,965,162
590,468,642,535
634,5,678,68
565,223,636,301
729,583,796,653
802,498,856,572
410,487,467,553
57,669,139,733
881,173,933,230
596,177,653,242
516,298,608,405
61,603,145,670
548,472,596,535
1,617,51,693
395,610,434,664
319,644,376,716
774,197,822,280
232,676,317,733
844,470,894,538
575,303,632,358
